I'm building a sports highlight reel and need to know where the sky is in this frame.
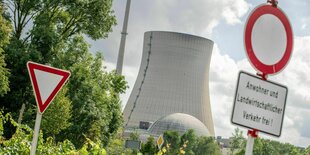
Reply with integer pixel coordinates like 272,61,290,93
87,0,310,147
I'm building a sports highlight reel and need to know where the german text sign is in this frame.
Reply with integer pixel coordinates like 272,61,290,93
231,71,287,137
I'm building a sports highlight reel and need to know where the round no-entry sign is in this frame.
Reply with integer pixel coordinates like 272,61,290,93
244,4,293,75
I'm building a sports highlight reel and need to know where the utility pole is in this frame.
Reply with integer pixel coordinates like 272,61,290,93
116,0,131,74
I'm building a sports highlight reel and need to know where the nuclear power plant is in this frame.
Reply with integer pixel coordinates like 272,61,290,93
123,31,215,136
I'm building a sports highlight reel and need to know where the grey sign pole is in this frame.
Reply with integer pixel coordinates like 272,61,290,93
30,111,42,155
245,133,255,155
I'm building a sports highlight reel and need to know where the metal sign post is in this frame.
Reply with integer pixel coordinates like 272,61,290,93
30,112,42,155
245,129,258,155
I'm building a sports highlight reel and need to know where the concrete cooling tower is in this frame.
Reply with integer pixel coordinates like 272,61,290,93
123,31,215,135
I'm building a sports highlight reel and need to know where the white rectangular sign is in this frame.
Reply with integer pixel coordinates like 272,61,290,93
231,71,288,137
125,140,141,150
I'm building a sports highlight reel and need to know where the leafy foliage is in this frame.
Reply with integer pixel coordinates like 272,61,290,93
40,87,72,138
49,36,127,147
106,131,134,155
163,130,181,154
0,0,126,149
142,130,221,155
141,136,157,154
233,128,306,155
304,146,310,155
0,4,11,96
230,127,245,154
180,129,197,155
0,111,107,154
0,0,117,116
192,136,221,155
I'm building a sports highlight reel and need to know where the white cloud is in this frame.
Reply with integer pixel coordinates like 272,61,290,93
302,24,307,30
97,0,251,68
209,44,253,139
97,0,251,110
209,45,237,136
221,0,250,25
119,64,139,110
272,37,310,146
301,18,310,30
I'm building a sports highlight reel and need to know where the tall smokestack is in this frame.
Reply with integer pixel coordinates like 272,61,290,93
116,0,131,74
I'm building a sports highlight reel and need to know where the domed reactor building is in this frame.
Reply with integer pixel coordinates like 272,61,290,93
123,31,215,136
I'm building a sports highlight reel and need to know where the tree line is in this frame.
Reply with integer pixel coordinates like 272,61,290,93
1,113,221,155
230,128,310,155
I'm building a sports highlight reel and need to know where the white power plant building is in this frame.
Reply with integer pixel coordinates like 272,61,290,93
123,31,215,136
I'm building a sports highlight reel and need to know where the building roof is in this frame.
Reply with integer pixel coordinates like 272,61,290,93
148,113,210,137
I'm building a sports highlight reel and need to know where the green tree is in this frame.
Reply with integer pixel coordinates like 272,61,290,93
235,136,305,155
0,4,11,96
54,36,127,147
21,87,72,140
40,87,72,138
230,127,245,154
129,130,140,141
304,145,310,155
193,136,221,155
180,129,197,155
252,138,275,155
164,130,181,154
0,111,108,154
106,138,133,155
288,147,302,155
1,0,116,120
146,130,222,155
0,0,126,148
141,136,157,155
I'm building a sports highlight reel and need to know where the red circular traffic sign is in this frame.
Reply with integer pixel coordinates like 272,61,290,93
244,4,293,75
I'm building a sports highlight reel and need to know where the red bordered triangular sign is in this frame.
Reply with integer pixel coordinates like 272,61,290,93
27,61,71,114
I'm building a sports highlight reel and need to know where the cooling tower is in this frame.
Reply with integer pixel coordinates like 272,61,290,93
123,31,215,135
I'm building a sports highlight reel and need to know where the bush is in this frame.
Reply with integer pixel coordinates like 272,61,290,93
0,111,106,154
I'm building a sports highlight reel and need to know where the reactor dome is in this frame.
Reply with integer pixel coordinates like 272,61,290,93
148,113,210,137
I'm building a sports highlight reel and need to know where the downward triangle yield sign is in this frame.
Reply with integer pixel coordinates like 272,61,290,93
27,61,70,114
